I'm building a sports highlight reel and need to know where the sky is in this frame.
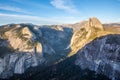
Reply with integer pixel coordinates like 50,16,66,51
0,0,120,25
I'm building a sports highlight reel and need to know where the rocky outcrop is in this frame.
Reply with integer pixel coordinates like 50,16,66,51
75,34,120,80
89,17,104,30
0,52,45,78
0,24,56,78
69,17,114,56
80,17,104,31
0,23,73,79
63,17,104,32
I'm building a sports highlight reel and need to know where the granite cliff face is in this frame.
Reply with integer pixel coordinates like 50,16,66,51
0,24,64,78
39,25,73,57
75,34,120,80
69,17,114,56
0,23,73,79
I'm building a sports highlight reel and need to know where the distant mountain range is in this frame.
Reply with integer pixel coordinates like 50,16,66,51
0,18,120,80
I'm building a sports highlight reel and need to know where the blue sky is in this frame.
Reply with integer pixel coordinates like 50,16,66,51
0,0,120,25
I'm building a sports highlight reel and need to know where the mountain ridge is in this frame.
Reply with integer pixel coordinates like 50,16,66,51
0,17,120,80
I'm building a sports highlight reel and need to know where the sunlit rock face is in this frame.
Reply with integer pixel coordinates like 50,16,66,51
0,24,56,78
69,18,103,56
69,17,114,56
0,24,73,79
75,34,120,80
89,17,104,30
80,17,104,32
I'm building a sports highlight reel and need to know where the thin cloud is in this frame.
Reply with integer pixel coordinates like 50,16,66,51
50,0,79,14
0,13,81,25
0,13,64,25
0,4,28,14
